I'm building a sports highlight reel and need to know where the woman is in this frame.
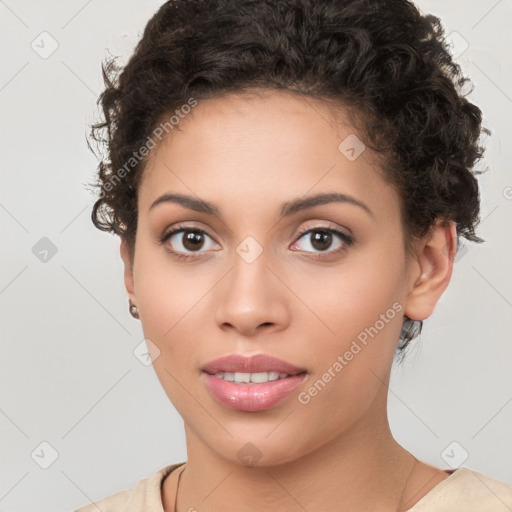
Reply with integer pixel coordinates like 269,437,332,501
76,0,512,510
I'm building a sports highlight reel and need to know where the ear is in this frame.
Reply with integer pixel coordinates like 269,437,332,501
404,220,458,321
120,237,136,304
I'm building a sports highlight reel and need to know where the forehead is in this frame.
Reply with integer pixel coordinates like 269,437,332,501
139,89,399,222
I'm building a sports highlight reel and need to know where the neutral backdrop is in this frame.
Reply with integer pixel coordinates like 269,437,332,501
1,1,511,510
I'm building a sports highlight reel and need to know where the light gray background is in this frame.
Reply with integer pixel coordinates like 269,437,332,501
0,1,511,510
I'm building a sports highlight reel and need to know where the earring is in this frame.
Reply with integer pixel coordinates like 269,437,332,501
129,301,139,319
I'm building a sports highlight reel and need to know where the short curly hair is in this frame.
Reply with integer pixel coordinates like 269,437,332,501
88,0,487,356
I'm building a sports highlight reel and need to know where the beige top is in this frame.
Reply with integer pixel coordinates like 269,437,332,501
74,463,512,512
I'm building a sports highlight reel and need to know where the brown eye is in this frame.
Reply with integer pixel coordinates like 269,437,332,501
160,226,220,259
181,230,206,251
291,227,353,255
309,231,333,251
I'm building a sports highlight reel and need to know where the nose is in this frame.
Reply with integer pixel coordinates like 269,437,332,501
214,251,290,337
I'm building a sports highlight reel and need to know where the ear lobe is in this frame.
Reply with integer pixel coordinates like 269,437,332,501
404,220,457,322
120,238,136,303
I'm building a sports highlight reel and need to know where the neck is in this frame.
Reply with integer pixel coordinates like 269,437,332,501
166,409,441,512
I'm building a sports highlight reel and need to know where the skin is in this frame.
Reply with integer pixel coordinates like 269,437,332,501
120,89,457,511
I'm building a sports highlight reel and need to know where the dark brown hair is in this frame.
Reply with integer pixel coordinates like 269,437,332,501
88,0,487,356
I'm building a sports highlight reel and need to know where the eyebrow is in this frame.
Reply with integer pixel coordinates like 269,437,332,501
149,192,374,219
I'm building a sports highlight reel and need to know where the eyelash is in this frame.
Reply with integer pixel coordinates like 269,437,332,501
159,223,354,261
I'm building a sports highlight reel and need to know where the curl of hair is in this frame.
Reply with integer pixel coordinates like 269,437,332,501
88,0,487,356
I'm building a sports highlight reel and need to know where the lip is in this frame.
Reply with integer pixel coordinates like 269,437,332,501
201,354,307,412
203,373,308,412
201,354,306,375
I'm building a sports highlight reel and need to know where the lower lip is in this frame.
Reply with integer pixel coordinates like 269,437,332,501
203,372,307,412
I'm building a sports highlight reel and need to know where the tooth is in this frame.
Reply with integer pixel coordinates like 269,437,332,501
215,371,292,383
234,372,251,383
250,372,269,383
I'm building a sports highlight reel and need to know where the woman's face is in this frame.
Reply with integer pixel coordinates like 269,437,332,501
122,89,423,466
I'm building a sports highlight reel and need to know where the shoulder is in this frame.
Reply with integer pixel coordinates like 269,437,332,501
74,463,185,512
74,488,130,512
408,467,512,511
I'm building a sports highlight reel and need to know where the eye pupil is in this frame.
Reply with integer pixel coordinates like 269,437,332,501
183,230,204,251
311,231,332,251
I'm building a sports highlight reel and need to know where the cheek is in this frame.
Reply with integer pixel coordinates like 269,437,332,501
292,292,404,444
293,247,406,408
132,253,206,413
131,264,204,401
133,242,208,337
294,248,406,350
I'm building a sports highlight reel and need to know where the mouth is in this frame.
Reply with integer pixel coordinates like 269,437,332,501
201,353,308,412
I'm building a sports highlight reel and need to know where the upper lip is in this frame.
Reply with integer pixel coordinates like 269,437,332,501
201,354,307,375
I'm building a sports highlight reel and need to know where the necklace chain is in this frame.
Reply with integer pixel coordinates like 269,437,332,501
396,456,418,512
174,465,184,512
